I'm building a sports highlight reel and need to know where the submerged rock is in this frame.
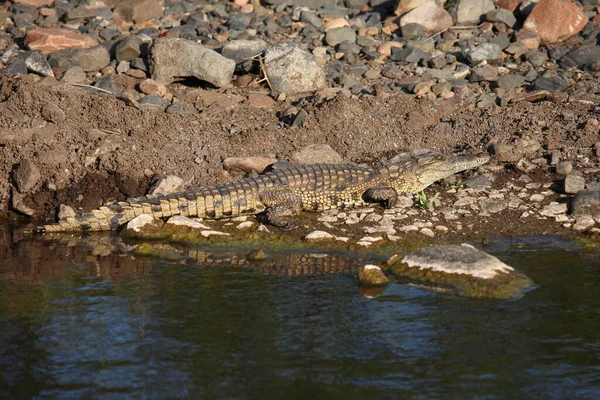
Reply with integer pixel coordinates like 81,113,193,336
357,264,389,286
388,244,533,299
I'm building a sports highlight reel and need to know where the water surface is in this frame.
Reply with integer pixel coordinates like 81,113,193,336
1,228,599,399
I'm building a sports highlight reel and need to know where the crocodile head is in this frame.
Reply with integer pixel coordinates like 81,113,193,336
386,150,490,193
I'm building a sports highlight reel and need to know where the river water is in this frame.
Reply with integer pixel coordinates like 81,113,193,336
1,225,599,399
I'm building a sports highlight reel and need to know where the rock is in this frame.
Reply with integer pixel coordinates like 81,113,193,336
149,175,184,195
70,46,111,72
496,74,526,91
497,0,525,12
467,43,503,64
556,161,573,175
166,216,211,230
126,214,158,233
540,202,567,217
571,191,600,218
263,42,327,95
515,30,541,49
116,36,145,63
291,144,343,164
93,75,120,94
40,103,65,123
573,216,595,231
485,8,517,27
57,204,76,220
491,143,522,163
325,27,357,46
304,230,335,240
464,175,492,189
200,230,230,237
560,46,600,70
222,39,267,63
389,243,532,299
11,190,36,216
13,158,41,193
223,156,277,173
395,0,440,16
478,198,507,213
0,61,28,76
150,38,235,87
357,265,389,286
21,51,53,77
236,221,255,229
138,79,168,96
399,3,453,35
401,23,425,40
14,0,55,7
25,28,98,53
61,66,86,83
533,76,565,93
324,17,350,31
522,0,588,45
116,0,164,23
390,46,430,63
246,94,275,109
454,0,495,24
564,175,586,194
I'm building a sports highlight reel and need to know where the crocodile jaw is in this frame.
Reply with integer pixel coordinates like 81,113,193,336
414,152,490,192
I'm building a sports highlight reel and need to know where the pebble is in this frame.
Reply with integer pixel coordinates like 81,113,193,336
200,230,230,237
236,221,255,229
573,216,595,231
556,161,573,175
399,3,453,35
24,28,98,53
304,230,335,240
167,216,211,230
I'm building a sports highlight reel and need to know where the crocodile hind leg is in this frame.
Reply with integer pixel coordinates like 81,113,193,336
259,189,303,230
364,187,399,209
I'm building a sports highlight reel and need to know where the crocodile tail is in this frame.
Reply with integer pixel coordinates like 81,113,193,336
35,191,203,234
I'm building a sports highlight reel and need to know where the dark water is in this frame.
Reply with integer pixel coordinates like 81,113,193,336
1,228,600,399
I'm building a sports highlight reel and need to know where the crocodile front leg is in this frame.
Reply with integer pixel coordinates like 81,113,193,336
364,187,399,209
259,188,303,230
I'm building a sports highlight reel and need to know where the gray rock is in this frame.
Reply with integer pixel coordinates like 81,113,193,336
382,66,403,79
291,144,343,164
564,175,586,194
300,10,323,28
76,46,111,72
490,33,511,50
526,50,548,67
402,243,514,280
556,161,573,175
401,23,425,40
325,27,357,46
496,74,526,91
264,42,327,95
61,66,86,84
534,76,565,93
150,38,236,87
13,158,41,193
571,191,600,218
390,46,430,63
560,46,600,70
467,43,503,64
222,39,267,64
116,35,145,62
264,0,337,7
486,8,517,27
464,174,492,189
149,175,184,195
0,61,27,76
165,103,195,115
93,75,120,94
21,51,53,77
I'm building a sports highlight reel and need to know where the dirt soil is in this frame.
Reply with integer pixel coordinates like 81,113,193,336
0,75,599,236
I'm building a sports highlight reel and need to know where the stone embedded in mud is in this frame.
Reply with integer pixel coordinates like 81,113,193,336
223,156,277,174
291,144,343,164
304,230,335,240
263,42,327,96
388,244,533,299
149,175,184,195
150,38,236,87
358,265,389,286
166,216,211,230
13,158,41,193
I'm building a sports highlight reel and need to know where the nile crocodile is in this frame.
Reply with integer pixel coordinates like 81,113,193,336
34,150,489,233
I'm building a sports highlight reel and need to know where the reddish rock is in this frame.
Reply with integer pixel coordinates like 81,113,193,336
25,28,98,53
246,93,275,109
115,0,164,23
496,0,524,13
223,156,277,173
522,0,588,45
14,0,55,7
